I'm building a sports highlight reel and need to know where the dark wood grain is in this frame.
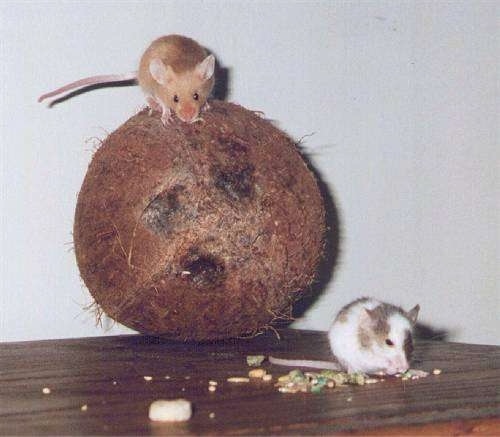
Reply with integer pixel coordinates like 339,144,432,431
0,329,498,435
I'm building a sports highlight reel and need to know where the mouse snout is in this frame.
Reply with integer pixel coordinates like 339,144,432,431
386,356,409,375
178,104,198,123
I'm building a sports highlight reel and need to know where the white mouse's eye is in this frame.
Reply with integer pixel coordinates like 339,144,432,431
173,95,179,103
193,92,199,101
385,339,394,346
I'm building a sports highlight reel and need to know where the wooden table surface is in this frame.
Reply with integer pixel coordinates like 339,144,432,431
1,329,499,435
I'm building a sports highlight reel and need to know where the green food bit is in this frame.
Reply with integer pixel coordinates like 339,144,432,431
289,369,306,382
320,370,349,385
348,373,366,385
315,376,328,386
246,355,265,367
311,385,324,394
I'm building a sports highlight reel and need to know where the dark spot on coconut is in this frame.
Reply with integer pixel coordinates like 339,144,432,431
212,165,254,201
284,174,297,188
142,185,184,234
218,136,248,155
188,140,201,150
180,251,225,289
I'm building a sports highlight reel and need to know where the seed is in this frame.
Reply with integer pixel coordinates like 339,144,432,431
246,355,265,367
208,385,216,392
227,377,250,383
262,374,273,382
433,368,442,375
42,387,51,394
208,380,218,386
144,376,153,381
365,378,379,384
248,368,266,378
81,404,88,412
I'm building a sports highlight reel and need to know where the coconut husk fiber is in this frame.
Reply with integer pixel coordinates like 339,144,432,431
74,100,326,341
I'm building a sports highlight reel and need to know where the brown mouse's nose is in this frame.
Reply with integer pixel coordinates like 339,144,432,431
179,105,197,122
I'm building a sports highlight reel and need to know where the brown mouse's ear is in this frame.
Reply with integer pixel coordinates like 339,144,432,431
406,304,420,325
149,58,175,85
195,54,215,81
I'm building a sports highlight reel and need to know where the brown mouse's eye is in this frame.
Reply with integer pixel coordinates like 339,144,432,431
385,339,394,346
193,92,199,101
173,95,179,103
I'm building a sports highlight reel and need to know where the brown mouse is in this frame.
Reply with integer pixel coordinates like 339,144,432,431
38,35,215,124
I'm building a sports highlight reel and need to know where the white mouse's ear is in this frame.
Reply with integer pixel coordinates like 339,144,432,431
360,308,374,328
195,54,215,81
406,304,420,325
149,58,174,85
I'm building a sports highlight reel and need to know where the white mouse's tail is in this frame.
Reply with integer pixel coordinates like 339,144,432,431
38,72,138,103
269,356,342,371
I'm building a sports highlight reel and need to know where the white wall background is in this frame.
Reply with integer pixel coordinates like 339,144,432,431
1,1,498,345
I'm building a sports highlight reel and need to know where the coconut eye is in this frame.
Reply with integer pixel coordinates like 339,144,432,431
193,92,199,101
173,95,179,103
385,339,394,346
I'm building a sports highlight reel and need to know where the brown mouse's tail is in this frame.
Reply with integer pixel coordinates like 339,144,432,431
38,72,137,103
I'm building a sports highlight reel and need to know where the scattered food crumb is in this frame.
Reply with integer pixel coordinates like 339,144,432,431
209,412,215,419
164,376,171,380
81,404,88,412
246,355,265,367
397,369,429,380
248,368,266,378
208,385,216,392
181,388,186,392
185,376,191,380
262,374,273,382
347,397,353,402
42,387,51,395
149,399,192,422
208,380,218,386
433,368,442,375
227,377,250,383
112,381,117,385
275,369,367,394
143,376,153,381
365,378,379,384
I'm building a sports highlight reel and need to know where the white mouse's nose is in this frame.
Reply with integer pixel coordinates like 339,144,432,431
387,356,409,375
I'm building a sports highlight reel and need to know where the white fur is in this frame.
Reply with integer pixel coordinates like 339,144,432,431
328,298,412,375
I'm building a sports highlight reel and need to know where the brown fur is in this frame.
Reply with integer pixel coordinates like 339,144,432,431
335,297,369,323
73,101,327,340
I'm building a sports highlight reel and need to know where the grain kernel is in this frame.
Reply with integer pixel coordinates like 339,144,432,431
248,368,266,378
227,377,250,383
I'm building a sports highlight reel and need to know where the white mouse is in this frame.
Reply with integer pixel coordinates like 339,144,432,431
269,297,420,375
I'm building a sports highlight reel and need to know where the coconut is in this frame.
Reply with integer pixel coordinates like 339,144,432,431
73,101,326,341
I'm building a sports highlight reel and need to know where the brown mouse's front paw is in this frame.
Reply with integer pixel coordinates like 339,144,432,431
160,108,174,126
146,97,162,115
